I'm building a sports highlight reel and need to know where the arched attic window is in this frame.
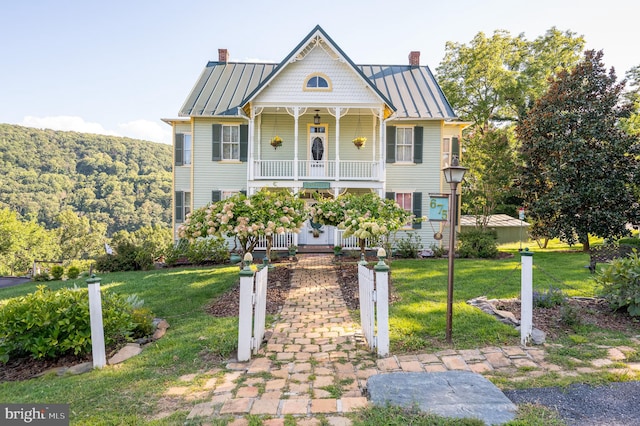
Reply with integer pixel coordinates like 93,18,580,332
304,73,332,91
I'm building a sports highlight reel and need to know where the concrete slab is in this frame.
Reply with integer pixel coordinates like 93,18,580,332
367,371,516,425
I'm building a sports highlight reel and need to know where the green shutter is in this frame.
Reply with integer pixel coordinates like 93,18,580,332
240,190,247,196
175,134,184,166
413,127,423,164
452,136,460,160
412,192,422,229
212,124,222,161
239,125,248,162
211,190,222,203
385,192,395,200
386,126,396,163
175,191,184,222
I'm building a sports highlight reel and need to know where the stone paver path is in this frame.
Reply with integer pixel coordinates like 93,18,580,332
179,254,640,425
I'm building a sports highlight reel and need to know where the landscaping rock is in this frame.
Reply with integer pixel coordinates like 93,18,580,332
368,371,516,425
108,343,142,365
67,362,93,375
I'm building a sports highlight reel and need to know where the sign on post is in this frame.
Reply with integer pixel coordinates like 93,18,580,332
429,195,449,222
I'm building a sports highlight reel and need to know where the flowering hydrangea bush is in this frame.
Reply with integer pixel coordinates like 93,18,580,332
178,189,306,256
309,193,412,253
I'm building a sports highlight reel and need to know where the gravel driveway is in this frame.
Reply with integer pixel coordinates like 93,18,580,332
504,381,640,425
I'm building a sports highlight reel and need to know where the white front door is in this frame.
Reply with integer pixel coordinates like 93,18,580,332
309,126,327,177
300,199,331,245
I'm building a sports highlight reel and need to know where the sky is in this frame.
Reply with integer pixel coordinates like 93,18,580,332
1,0,638,145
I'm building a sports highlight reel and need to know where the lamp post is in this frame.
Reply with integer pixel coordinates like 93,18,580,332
442,156,468,343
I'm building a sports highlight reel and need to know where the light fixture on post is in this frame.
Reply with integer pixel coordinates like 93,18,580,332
442,155,468,343
314,110,321,125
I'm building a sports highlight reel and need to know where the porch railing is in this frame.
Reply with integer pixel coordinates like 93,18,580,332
255,233,295,250
254,160,379,180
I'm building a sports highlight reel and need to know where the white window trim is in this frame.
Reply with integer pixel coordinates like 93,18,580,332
396,126,414,163
222,124,240,161
183,133,192,166
395,191,414,229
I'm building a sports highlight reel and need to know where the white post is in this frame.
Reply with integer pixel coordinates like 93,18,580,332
520,250,533,346
86,275,106,368
238,254,255,362
374,249,390,357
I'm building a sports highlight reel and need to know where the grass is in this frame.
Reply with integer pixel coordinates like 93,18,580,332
388,248,595,352
350,404,566,425
1,239,637,424
0,265,240,425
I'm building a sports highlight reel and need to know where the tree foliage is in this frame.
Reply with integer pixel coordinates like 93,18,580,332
178,189,306,256
0,124,172,235
437,28,585,129
461,127,519,225
517,50,640,250
309,193,413,254
437,28,585,224
0,208,59,275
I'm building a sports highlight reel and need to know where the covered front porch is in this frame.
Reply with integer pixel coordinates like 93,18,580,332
246,106,390,183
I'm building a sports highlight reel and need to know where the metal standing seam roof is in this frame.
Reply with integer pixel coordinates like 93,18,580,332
179,61,457,119
179,25,457,120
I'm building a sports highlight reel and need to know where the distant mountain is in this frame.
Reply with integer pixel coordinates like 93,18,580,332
0,124,172,235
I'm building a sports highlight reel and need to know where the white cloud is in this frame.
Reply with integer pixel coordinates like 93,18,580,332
21,115,120,137
19,115,172,145
118,119,172,145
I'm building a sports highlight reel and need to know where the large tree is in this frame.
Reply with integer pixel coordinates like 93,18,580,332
517,50,640,250
437,28,585,225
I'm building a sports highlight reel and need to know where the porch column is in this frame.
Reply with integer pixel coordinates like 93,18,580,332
335,107,341,181
333,186,340,244
248,113,255,182
379,107,385,181
294,107,299,181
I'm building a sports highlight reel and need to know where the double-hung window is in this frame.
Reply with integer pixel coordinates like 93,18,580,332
175,191,191,223
396,127,414,162
175,133,192,166
386,191,422,229
222,125,240,160
395,193,413,228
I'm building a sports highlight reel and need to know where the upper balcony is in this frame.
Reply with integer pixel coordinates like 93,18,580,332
253,159,380,181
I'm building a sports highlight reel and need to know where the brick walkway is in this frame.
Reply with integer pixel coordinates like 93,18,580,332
180,254,640,425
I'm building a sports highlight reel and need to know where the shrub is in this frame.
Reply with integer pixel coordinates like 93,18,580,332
457,228,499,259
617,237,640,248
394,233,422,258
33,272,50,282
0,286,152,362
533,287,567,308
50,265,64,280
596,250,640,316
186,237,229,265
67,266,80,279
95,242,154,272
430,243,447,258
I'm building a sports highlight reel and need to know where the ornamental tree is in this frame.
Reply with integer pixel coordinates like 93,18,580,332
309,193,413,255
178,189,306,257
517,50,640,251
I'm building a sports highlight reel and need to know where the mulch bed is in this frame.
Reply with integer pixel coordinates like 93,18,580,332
495,298,640,340
206,264,292,317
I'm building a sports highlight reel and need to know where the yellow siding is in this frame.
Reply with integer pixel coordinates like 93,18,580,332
192,119,248,210
385,121,443,247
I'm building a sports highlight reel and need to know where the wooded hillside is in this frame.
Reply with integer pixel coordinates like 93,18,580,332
0,124,172,235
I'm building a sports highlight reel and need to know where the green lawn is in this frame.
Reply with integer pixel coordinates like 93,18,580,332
0,265,240,425
388,249,594,351
0,245,630,424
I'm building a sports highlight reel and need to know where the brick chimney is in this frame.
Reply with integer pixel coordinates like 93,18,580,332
409,51,420,67
218,48,229,63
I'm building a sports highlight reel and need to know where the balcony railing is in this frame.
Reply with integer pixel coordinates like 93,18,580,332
254,160,380,180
